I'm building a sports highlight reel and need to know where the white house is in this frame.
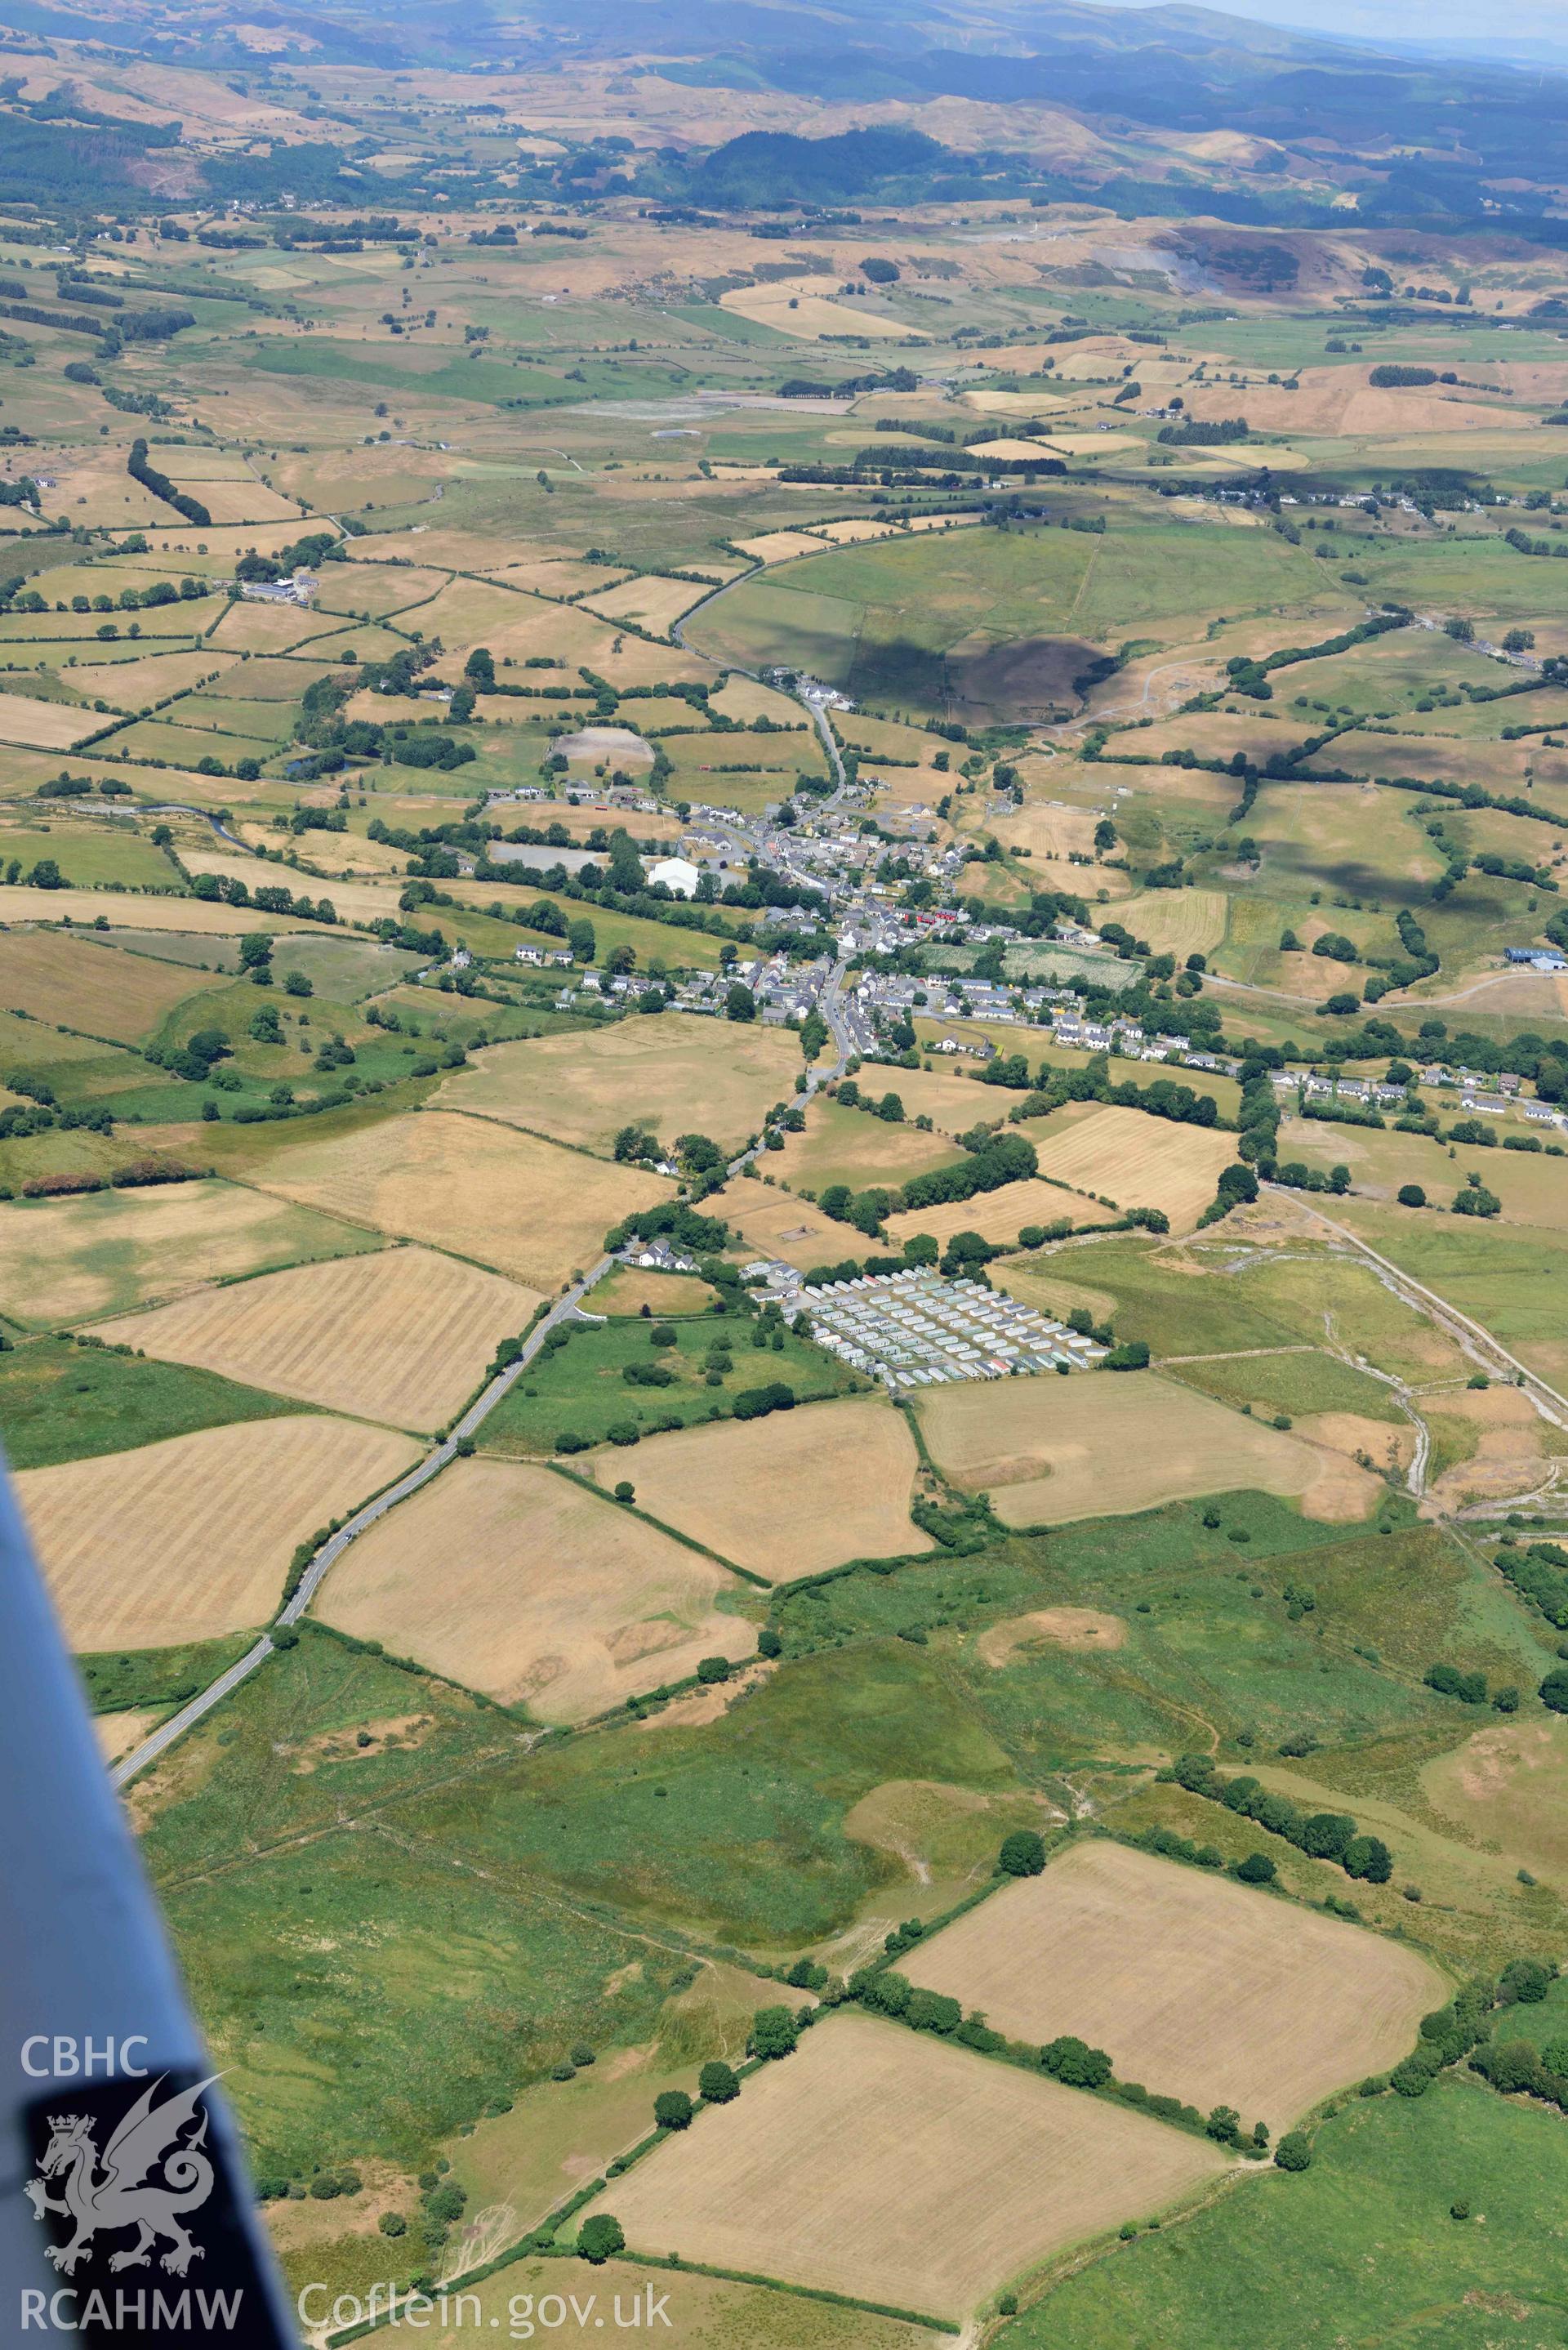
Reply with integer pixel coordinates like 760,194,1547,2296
646,855,702,899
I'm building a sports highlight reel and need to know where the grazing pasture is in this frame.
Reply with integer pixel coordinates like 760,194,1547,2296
905,1839,1440,2134
438,1015,801,1158
96,1245,538,1433
317,1459,753,1719
586,2010,1227,2320
586,1396,930,1581
248,1110,671,1289
776,1099,966,1194
0,1179,376,1329
914,1371,1377,1525
19,1416,420,1649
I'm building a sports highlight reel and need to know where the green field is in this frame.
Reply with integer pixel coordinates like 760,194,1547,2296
0,825,181,888
0,1332,309,1467
1003,2080,1568,2350
145,1637,686,2179
1167,1348,1406,1425
692,523,1336,712
1331,1203,1568,1390
479,1310,860,1456
79,1630,258,1716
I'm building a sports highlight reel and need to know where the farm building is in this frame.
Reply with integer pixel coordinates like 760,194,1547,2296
646,855,702,898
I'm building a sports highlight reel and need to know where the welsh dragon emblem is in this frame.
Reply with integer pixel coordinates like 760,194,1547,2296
24,2075,219,2277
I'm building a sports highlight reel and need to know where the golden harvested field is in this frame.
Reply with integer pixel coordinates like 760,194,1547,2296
317,1458,753,1720
399,2259,935,2350
96,1245,538,1434
0,1178,376,1328
481,556,632,598
96,1709,161,1764
20,1416,421,1650
0,888,270,936
720,284,915,340
849,1061,997,1137
587,2010,1226,2320
734,529,839,563
437,1015,803,1159
906,1841,1440,2137
0,695,106,750
71,651,241,707
160,475,302,527
207,600,340,653
586,1397,931,1581
710,675,817,725
0,930,205,1043
578,574,711,633
884,1176,1119,1255
915,1370,1378,1526
249,1110,671,1288
1022,1103,1237,1233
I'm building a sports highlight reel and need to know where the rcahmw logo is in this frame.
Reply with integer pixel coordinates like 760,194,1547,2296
21,2065,247,2330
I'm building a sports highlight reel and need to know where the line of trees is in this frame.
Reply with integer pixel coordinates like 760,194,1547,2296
127,437,209,528
1165,1753,1393,1882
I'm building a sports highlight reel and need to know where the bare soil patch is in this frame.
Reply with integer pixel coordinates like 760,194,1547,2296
978,1607,1127,1665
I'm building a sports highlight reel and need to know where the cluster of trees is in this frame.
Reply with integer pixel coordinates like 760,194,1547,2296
234,530,342,585
1424,1661,1519,1712
1492,1536,1568,1633
899,1129,1038,1214
1157,417,1249,445
1167,1753,1393,1882
127,438,209,528
605,1202,731,1259
731,1379,796,1422
1197,1159,1261,1229
1359,1961,1562,2114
